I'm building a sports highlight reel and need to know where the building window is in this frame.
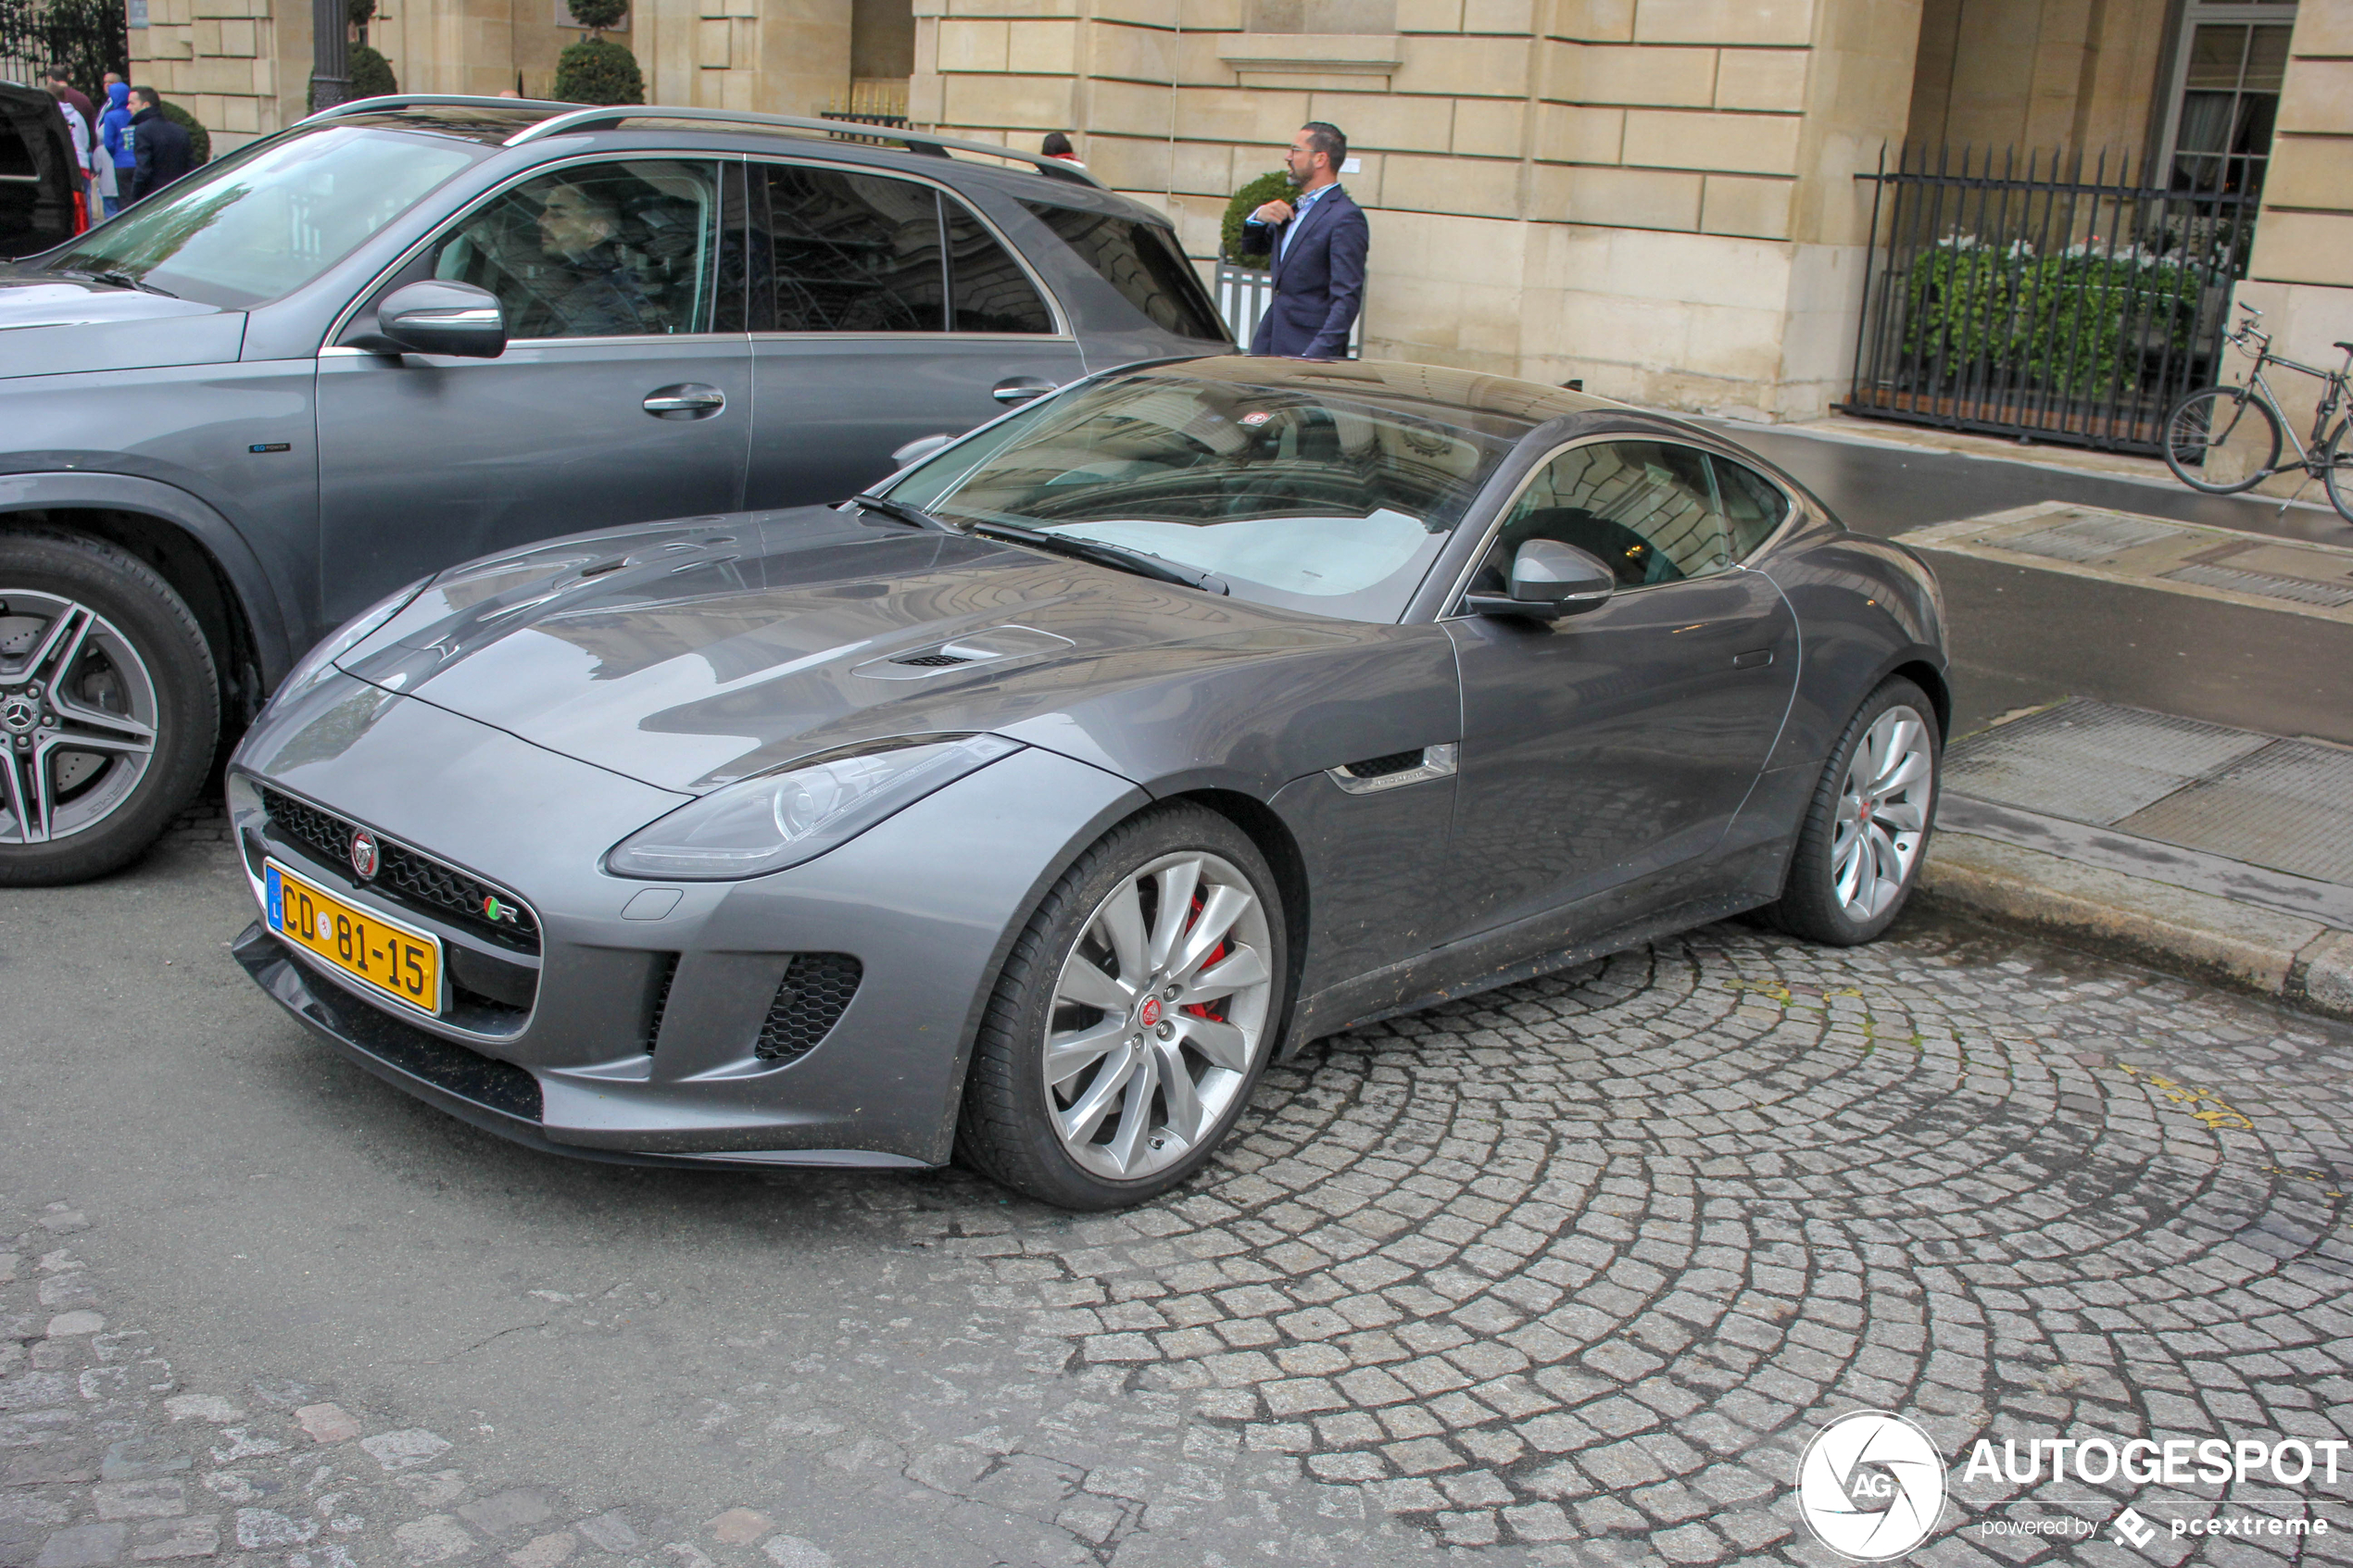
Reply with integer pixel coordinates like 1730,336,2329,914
2159,2,2296,197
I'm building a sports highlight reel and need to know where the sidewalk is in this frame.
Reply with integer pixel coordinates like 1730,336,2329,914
1920,696,2353,1021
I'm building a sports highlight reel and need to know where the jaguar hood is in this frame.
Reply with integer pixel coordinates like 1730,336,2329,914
332,507,1452,796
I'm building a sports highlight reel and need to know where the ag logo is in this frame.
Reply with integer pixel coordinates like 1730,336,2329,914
1795,1411,1947,1561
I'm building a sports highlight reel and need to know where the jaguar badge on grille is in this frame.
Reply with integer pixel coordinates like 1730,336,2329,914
349,829,379,880
482,894,518,924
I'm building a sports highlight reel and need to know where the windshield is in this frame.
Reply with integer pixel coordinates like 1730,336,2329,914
888,364,1522,621
40,126,483,307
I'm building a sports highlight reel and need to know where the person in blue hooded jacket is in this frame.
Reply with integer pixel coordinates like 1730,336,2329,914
98,82,135,217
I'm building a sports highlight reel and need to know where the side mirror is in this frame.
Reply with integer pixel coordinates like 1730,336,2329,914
890,433,956,467
353,281,506,359
1464,538,1616,621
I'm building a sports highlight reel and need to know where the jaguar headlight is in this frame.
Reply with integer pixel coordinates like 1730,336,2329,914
271,576,433,710
605,733,1024,881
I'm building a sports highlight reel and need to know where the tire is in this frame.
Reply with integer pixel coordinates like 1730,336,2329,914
0,531,220,885
2324,424,2353,526
2162,386,2281,494
956,803,1290,1210
1765,677,1939,947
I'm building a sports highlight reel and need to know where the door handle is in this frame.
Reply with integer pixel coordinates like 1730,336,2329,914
1732,648,1775,670
644,384,726,419
992,377,1059,405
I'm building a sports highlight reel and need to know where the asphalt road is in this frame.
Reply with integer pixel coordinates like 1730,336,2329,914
5,819,2350,1567
1712,424,2353,744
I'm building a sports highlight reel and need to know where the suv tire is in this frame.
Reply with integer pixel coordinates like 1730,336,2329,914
0,531,220,885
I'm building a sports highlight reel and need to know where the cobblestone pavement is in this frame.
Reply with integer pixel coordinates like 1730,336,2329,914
5,829,2353,1568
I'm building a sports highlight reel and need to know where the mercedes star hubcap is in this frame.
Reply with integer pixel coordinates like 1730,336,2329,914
0,591,159,847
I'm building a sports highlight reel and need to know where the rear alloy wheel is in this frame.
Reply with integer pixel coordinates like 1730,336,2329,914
959,805,1287,1209
1766,677,1939,947
0,533,219,885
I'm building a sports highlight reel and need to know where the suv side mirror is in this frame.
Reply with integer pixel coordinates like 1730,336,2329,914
353,281,507,359
1465,538,1616,621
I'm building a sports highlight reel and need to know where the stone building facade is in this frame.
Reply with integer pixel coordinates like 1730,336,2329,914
122,0,2351,429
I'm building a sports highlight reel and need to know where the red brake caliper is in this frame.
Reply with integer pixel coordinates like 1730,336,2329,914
1179,889,1227,1023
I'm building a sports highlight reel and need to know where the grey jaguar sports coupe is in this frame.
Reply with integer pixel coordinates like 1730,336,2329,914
228,356,1947,1210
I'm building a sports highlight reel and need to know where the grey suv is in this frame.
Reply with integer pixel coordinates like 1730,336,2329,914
0,95,1233,884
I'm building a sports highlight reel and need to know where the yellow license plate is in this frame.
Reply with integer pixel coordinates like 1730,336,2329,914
265,858,443,1017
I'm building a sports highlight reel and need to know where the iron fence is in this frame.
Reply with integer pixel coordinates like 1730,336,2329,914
0,0,125,94
1846,144,2257,455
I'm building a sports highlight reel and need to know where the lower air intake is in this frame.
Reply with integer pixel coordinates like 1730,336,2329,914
755,953,863,1063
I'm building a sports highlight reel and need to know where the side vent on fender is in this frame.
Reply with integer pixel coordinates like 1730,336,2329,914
1327,743,1460,796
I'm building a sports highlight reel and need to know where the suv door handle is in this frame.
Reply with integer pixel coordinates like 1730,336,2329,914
992,377,1058,405
644,384,726,419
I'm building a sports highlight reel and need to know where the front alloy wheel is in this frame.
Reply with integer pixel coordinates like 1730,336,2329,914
960,804,1288,1209
1766,676,1940,946
1045,849,1276,1181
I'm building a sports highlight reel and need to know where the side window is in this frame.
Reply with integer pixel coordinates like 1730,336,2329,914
1709,454,1790,559
1019,203,1227,342
426,159,720,340
758,164,943,332
945,197,1053,333
1475,440,1735,593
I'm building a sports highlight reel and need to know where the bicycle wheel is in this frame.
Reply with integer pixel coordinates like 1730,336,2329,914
2163,386,2281,494
2324,424,2353,525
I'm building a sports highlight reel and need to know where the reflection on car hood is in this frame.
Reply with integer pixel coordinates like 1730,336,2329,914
0,278,244,377
335,507,1366,794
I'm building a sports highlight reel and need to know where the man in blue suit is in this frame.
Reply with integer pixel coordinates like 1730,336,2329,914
1242,122,1366,359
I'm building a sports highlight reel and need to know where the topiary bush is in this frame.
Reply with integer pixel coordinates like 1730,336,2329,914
157,100,208,164
1220,170,1290,269
567,0,627,30
554,34,643,104
308,44,396,110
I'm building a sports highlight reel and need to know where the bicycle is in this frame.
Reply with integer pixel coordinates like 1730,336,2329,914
2161,306,2353,522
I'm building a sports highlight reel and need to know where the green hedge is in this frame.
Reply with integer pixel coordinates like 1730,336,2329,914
555,34,643,105
308,44,396,111
1220,170,1291,269
1903,242,2206,399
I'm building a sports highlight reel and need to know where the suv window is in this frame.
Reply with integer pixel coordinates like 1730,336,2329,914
1020,203,1227,343
427,159,721,339
1476,440,1737,592
757,163,944,332
43,125,481,307
947,199,1051,333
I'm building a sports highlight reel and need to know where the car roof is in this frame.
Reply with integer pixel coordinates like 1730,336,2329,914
1116,355,1628,440
300,96,1108,194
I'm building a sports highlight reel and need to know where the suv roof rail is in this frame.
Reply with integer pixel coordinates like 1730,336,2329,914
297,93,576,123
503,104,1101,186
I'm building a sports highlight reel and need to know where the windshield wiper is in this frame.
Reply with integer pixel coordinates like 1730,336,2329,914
58,268,177,298
845,493,951,532
968,521,1228,596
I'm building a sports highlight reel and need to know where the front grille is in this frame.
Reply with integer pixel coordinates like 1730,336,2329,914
755,953,862,1063
260,786,541,954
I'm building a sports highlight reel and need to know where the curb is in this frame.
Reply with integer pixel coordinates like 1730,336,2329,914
1918,832,2353,1022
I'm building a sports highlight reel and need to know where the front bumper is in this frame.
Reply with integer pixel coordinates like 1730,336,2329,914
230,674,1148,1167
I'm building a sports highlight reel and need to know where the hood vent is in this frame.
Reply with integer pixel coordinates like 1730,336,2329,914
854,624,1076,682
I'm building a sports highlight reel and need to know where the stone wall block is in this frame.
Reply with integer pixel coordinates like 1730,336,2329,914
1378,150,1524,218
190,18,221,54
1181,0,1246,27
1087,76,1168,130
1007,17,1079,72
1560,162,1699,228
1533,101,1624,161
1713,45,1804,109
1173,31,1238,82
943,71,1076,125
1621,107,1800,173
1461,0,1534,33
1397,0,1465,31
1553,41,1716,104
2275,57,2353,135
1170,137,1238,198
1174,83,1309,141
1390,34,1538,94
1699,171,1793,237
2260,134,2353,212
1541,0,1632,39
1085,20,1172,81
937,17,1012,69
1632,0,1812,46
1309,90,1453,152
1452,96,1523,155
2247,211,2353,289
1083,132,1172,188
2285,0,2353,54
222,94,262,132
220,18,258,54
